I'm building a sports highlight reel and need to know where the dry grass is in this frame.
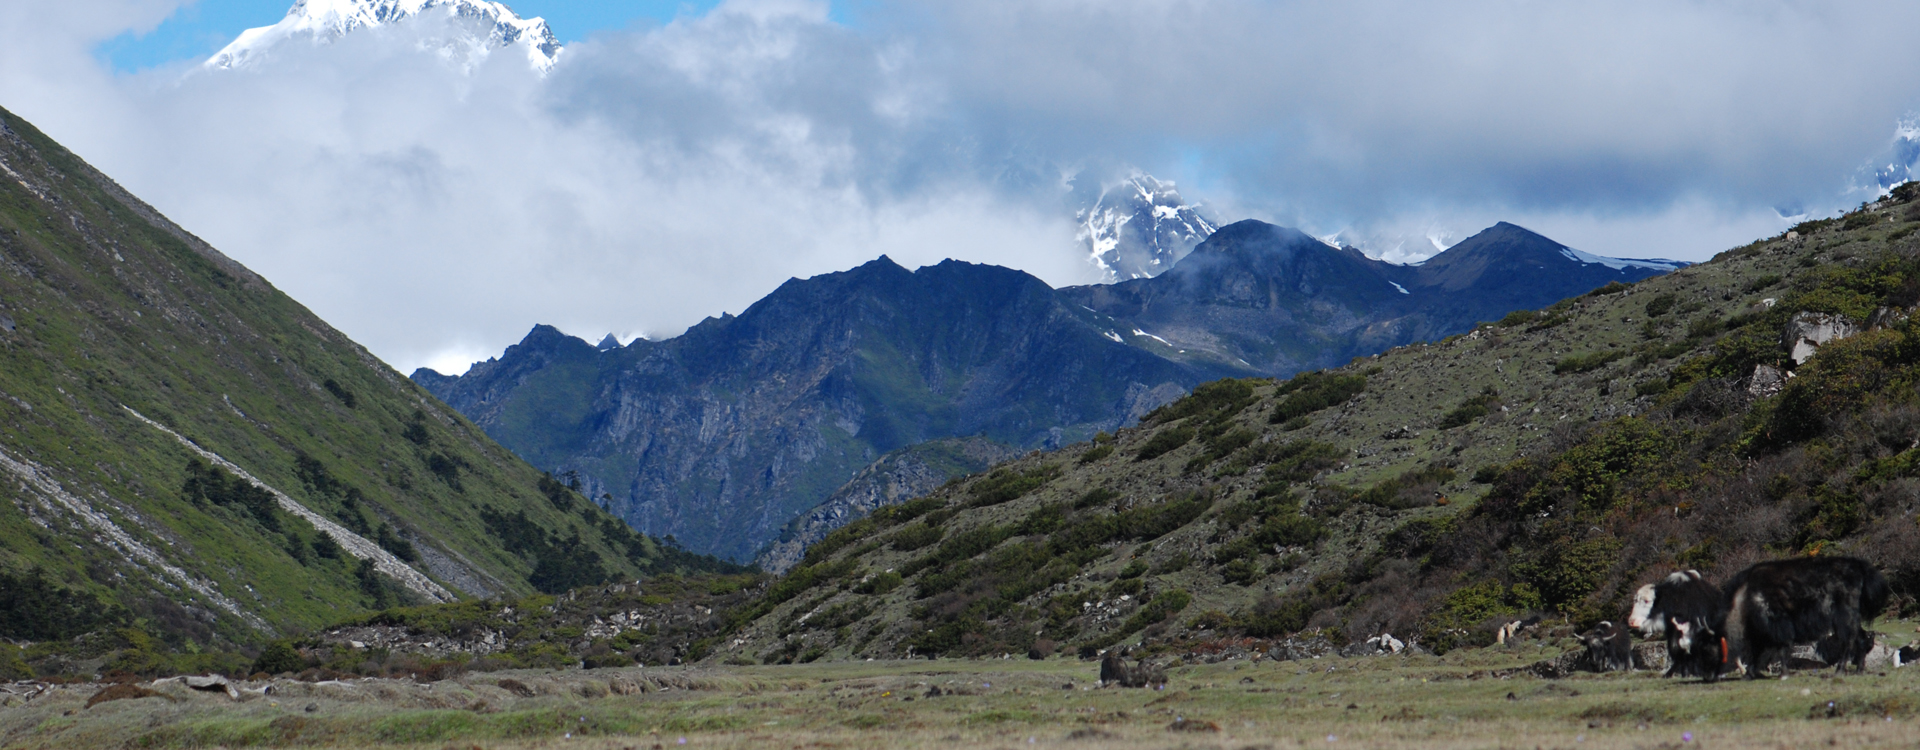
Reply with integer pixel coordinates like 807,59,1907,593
6,641,1920,749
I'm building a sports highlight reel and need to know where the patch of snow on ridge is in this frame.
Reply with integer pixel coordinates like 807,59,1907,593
1389,281,1410,295
207,0,561,72
1558,247,1686,272
1132,329,1173,346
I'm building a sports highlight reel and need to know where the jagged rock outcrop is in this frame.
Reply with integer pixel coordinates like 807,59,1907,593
752,437,1019,574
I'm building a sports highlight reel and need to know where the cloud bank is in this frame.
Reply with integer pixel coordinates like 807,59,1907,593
3,0,1918,371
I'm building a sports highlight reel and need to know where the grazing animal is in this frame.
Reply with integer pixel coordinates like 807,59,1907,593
1098,648,1166,688
1722,556,1889,678
1579,621,1633,672
1627,570,1725,678
1496,615,1543,644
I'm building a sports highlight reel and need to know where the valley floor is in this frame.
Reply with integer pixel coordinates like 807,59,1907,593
5,635,1919,750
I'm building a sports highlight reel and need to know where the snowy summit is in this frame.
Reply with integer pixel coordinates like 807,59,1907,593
205,0,561,72
1073,173,1217,282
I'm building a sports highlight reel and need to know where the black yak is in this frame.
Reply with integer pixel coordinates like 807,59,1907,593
1722,556,1889,678
1579,621,1633,672
1627,570,1725,678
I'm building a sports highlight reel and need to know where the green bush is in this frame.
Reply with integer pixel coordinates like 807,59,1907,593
888,523,944,552
1745,274,1783,292
1355,465,1457,510
1134,426,1195,461
1144,378,1260,425
1586,281,1632,297
855,571,903,595
252,640,308,676
1077,444,1114,464
1438,388,1501,429
968,466,1060,507
0,568,124,641
1553,351,1624,374
1643,293,1678,317
1495,309,1539,327
1270,371,1367,424
1073,488,1119,510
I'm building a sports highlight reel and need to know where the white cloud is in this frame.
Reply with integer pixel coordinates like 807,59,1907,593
2,0,1917,371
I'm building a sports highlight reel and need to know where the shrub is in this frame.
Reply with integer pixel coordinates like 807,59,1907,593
1495,309,1539,327
888,523,944,552
968,466,1060,507
322,378,357,408
1355,465,1457,510
1270,372,1367,424
1585,281,1632,296
1145,378,1260,425
1134,426,1195,461
1438,388,1501,429
1745,274,1783,293
1844,211,1881,230
0,568,125,641
253,640,308,676
1078,444,1114,464
855,571,903,595
182,459,283,532
1553,351,1624,374
1643,293,1678,317
1074,488,1119,510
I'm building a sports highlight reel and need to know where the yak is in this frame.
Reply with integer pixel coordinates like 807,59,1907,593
1722,556,1889,678
1627,570,1725,678
1579,621,1633,672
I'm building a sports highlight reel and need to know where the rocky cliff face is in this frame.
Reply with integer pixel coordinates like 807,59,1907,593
751,437,1020,574
419,257,1235,561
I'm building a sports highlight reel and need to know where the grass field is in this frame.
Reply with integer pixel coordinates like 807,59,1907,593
7,635,1919,750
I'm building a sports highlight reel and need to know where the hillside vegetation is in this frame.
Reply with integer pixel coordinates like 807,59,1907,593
714,183,1920,663
0,105,736,678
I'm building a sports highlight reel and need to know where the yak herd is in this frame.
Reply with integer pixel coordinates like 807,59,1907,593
1590,556,1892,680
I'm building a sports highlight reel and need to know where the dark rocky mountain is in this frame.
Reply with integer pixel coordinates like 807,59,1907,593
0,105,729,656
417,219,1680,563
417,257,1238,561
751,437,1020,574
1061,220,1683,375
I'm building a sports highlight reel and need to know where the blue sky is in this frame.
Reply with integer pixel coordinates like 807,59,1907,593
98,0,728,71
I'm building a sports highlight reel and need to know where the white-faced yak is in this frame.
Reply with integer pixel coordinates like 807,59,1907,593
1627,570,1726,679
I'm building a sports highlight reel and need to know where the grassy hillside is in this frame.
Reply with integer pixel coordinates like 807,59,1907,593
0,105,734,671
716,184,1920,663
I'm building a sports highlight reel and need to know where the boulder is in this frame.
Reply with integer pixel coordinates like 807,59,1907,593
1783,312,1858,365
1748,364,1789,398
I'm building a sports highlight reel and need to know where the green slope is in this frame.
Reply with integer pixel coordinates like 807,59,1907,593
0,106,732,664
716,185,1920,662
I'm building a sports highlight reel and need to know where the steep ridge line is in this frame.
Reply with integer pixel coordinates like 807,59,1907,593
122,406,457,604
0,446,270,633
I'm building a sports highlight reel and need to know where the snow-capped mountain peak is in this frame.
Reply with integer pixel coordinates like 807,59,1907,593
207,0,561,73
1072,172,1217,282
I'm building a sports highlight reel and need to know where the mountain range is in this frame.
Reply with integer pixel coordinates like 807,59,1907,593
719,190,1920,663
415,218,1681,561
